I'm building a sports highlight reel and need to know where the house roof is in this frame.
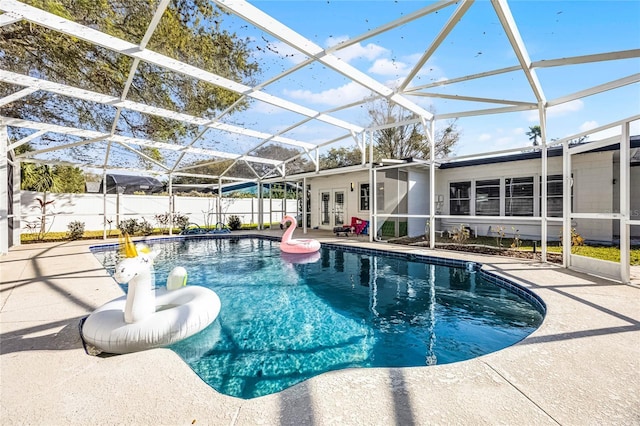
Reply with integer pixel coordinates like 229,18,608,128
438,135,640,169
98,174,165,194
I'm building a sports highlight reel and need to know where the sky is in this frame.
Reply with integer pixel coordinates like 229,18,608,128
216,0,640,157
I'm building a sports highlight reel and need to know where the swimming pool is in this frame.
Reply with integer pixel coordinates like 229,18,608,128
92,236,545,399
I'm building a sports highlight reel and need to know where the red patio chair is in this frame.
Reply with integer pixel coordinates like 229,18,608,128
350,217,368,236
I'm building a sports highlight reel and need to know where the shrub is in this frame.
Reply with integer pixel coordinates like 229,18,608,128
173,213,190,231
510,227,522,250
67,221,85,240
228,215,242,231
138,218,153,236
118,218,139,236
155,212,171,228
493,225,506,248
451,224,470,244
155,212,190,232
560,228,585,247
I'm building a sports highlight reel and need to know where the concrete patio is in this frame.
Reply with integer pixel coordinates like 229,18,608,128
1,232,639,425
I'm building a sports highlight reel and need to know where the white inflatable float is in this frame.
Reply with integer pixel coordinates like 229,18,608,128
82,238,221,354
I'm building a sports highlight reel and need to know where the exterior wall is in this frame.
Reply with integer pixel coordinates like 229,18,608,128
306,170,370,230
20,191,295,233
407,169,430,237
572,151,614,242
436,150,616,242
612,160,640,238
306,167,430,238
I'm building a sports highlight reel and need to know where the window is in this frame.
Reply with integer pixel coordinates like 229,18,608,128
505,177,534,216
450,181,470,215
475,179,500,216
359,183,370,211
376,182,385,213
541,174,566,217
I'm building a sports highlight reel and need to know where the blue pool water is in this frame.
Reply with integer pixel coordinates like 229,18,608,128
93,237,544,399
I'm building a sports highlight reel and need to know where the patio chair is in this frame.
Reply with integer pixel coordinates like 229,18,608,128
350,217,369,236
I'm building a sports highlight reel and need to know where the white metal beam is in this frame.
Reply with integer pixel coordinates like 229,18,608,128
407,91,536,107
0,87,37,107
17,135,108,158
436,104,537,120
567,135,620,155
0,70,316,150
0,10,19,26
548,74,640,107
3,117,283,165
406,66,522,93
0,0,363,133
214,0,434,121
7,129,47,151
548,114,640,147
399,0,474,91
532,49,640,68
491,0,546,104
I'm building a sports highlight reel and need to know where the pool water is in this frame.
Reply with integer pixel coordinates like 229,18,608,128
94,237,544,399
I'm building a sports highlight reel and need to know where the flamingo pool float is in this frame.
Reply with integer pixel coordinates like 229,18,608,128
280,215,321,254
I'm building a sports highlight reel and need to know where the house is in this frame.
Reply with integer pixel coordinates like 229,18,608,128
297,136,639,244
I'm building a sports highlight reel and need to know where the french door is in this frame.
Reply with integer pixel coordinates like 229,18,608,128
320,189,346,227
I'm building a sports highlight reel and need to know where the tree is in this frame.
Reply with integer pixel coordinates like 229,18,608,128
173,145,309,185
0,0,260,167
52,165,86,193
319,146,363,169
526,125,542,146
367,100,459,161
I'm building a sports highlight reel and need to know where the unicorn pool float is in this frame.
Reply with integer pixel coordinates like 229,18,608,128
82,235,221,354
280,214,321,255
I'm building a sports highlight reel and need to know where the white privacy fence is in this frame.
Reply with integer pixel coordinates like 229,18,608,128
20,191,297,233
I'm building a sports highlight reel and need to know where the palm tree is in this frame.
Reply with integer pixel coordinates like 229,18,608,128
526,125,542,146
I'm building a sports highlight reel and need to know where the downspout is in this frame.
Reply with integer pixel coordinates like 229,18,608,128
102,169,107,240
427,117,436,249
302,177,307,234
562,140,571,268
0,125,8,253
168,174,173,236
620,121,631,284
369,129,380,242
540,106,548,262
12,153,21,247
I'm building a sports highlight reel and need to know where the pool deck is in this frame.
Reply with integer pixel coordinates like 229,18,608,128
1,231,639,425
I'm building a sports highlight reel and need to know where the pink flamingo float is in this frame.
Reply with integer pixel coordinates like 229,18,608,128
280,214,321,254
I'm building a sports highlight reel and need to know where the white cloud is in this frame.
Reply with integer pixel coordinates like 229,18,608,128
257,40,308,65
478,133,491,142
251,101,286,115
330,39,389,63
495,136,515,146
525,99,584,121
283,81,373,107
579,120,599,132
368,58,410,77
548,100,584,116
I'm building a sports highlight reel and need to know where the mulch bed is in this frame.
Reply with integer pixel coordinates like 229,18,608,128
387,236,563,264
